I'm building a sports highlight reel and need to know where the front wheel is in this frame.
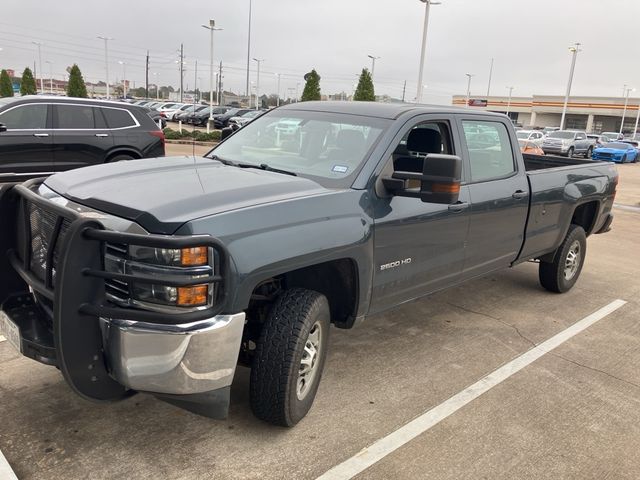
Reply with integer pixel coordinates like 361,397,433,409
585,146,593,159
539,224,587,293
622,154,628,163
250,288,330,427
567,147,575,158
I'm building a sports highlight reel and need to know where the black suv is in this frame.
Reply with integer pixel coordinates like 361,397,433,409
0,96,165,177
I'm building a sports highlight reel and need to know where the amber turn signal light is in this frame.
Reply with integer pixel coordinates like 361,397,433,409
177,285,209,306
181,247,208,266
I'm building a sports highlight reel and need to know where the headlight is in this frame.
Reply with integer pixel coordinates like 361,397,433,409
105,245,215,311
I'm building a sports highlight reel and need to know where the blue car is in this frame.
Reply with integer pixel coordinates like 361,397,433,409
592,142,638,163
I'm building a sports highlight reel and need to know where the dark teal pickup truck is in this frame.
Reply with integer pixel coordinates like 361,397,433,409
0,102,618,427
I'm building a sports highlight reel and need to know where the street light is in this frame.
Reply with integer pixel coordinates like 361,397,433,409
45,60,53,94
559,42,582,131
367,54,381,80
32,41,43,93
465,73,474,106
246,0,253,99
153,72,160,100
253,58,264,109
118,61,126,98
416,0,442,104
202,19,223,121
275,73,281,107
620,86,634,135
506,86,514,116
97,36,114,99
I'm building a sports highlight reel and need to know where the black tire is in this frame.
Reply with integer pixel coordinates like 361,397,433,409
622,154,628,163
108,154,135,162
539,224,587,293
585,146,593,159
250,288,330,427
567,147,575,158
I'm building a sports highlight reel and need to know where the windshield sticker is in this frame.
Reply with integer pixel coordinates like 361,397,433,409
332,165,348,173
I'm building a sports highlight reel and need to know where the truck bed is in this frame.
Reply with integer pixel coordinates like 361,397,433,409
523,153,600,171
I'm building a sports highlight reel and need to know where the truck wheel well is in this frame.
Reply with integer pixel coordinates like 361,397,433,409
571,201,598,235
247,259,359,330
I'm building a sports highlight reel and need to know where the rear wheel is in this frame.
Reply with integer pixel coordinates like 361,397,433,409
539,224,586,293
585,146,593,159
622,154,628,163
250,288,330,427
567,147,575,158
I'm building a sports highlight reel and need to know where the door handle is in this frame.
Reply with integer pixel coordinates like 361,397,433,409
448,202,469,213
33,133,49,137
512,190,528,200
95,133,109,137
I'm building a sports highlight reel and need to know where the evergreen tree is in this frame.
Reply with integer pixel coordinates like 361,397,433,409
353,68,375,101
300,69,321,102
66,64,88,98
0,70,14,98
20,67,37,95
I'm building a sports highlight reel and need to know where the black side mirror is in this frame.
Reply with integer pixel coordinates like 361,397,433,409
382,154,462,204
0,124,6,133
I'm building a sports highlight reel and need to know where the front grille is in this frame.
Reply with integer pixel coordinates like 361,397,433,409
27,202,71,286
595,152,612,159
18,200,73,287
104,242,130,302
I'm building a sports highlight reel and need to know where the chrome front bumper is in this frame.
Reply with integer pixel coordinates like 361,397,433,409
100,313,245,395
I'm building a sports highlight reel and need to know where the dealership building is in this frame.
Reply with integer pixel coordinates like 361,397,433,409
451,95,640,134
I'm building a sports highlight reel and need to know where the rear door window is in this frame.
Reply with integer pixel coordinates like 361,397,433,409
54,104,97,129
462,120,516,182
101,108,137,129
0,104,48,129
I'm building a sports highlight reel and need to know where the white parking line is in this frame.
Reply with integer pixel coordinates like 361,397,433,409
0,448,18,480
317,299,627,480
0,336,6,343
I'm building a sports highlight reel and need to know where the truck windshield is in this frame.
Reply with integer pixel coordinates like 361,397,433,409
548,131,576,139
207,110,390,187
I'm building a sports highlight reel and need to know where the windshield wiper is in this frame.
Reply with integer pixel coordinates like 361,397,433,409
207,154,237,166
207,155,297,177
238,163,298,177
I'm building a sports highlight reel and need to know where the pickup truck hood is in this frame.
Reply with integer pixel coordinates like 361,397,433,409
44,156,328,234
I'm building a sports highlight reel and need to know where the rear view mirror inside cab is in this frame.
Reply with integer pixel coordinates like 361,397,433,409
382,153,462,204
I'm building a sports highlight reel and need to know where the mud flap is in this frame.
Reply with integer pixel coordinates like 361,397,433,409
53,219,131,402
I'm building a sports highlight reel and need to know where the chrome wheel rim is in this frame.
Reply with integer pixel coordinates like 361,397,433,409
297,322,322,400
564,240,581,280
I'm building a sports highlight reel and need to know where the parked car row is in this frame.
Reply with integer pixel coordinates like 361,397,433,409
0,96,165,177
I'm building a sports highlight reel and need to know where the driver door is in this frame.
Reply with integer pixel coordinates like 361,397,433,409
369,115,470,314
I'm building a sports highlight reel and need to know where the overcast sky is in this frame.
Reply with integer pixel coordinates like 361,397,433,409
2,0,639,103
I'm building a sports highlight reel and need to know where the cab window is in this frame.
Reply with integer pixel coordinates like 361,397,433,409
462,120,516,182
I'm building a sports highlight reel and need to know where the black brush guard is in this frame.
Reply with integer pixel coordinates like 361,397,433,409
0,179,230,402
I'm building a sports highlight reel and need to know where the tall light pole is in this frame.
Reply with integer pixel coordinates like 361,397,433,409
620,86,634,135
202,20,223,122
295,82,300,103
465,73,474,106
118,61,126,98
506,86,514,117
275,73,281,107
246,0,252,100
32,41,44,93
153,72,160,100
45,60,53,94
560,42,581,131
367,54,381,80
97,36,114,99
253,58,263,109
416,0,441,104
486,57,494,98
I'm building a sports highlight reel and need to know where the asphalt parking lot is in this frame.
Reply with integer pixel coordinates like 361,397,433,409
0,162,639,480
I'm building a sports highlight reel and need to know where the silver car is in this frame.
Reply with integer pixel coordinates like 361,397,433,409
542,130,592,157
